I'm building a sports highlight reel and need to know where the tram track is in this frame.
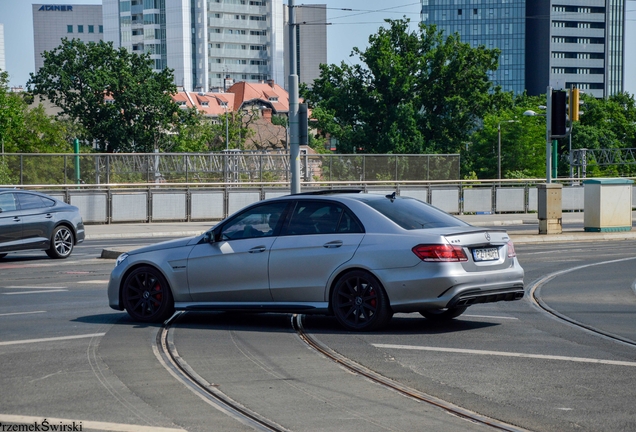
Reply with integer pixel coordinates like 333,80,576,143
154,311,289,432
155,311,531,432
528,256,636,348
291,315,529,432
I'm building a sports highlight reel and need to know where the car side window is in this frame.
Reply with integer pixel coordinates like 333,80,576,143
16,193,46,210
338,209,364,233
0,193,18,213
220,202,288,241
283,201,363,235
42,197,56,207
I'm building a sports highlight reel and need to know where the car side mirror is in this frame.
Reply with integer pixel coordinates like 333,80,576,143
0,207,3,213
204,230,215,244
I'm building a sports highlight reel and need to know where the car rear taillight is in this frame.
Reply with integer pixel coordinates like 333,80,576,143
412,244,468,262
507,240,516,258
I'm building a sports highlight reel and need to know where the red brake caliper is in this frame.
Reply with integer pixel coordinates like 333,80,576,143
369,288,377,308
154,283,162,306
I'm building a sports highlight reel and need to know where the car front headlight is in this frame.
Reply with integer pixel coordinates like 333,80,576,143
115,253,129,267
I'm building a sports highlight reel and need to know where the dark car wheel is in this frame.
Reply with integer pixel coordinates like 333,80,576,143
331,270,392,332
122,266,175,323
419,306,467,322
46,226,74,259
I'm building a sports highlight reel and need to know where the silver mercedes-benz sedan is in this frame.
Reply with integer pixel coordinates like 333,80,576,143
108,191,524,331
0,189,85,259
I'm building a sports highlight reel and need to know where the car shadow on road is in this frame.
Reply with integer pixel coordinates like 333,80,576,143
0,254,53,263
150,310,499,335
73,312,167,329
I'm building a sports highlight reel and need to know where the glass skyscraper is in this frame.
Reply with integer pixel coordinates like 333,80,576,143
422,0,625,98
421,0,526,94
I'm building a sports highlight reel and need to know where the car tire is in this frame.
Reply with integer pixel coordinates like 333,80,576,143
419,306,468,322
46,225,74,259
122,266,175,323
331,270,392,331
0,253,7,259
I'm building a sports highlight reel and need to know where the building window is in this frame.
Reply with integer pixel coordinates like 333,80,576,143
99,25,103,33
458,9,462,16
67,25,73,33
88,25,94,33
78,25,84,33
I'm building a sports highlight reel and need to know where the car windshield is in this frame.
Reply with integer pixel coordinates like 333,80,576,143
362,196,469,230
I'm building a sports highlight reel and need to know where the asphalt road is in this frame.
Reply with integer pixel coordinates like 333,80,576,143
1,238,635,432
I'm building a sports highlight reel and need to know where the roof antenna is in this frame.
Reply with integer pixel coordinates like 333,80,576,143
385,191,396,202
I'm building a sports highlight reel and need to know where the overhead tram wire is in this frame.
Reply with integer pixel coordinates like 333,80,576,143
295,2,421,26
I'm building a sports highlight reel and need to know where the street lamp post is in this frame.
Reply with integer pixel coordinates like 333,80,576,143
497,119,518,183
223,104,229,150
523,103,551,183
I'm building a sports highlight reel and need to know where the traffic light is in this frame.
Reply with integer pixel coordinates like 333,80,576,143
551,90,567,136
298,103,308,145
569,88,580,122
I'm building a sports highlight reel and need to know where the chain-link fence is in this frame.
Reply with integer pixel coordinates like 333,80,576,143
0,152,460,185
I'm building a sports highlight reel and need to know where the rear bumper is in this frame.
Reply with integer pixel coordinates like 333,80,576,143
447,287,524,308
376,260,525,313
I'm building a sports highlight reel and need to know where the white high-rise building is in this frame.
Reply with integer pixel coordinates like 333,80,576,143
0,24,6,73
103,0,285,92
32,5,103,74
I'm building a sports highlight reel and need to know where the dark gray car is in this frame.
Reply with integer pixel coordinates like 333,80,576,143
0,189,85,259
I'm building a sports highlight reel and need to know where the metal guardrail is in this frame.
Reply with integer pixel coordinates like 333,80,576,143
1,178,615,224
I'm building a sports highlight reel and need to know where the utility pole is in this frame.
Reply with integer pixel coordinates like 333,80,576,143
288,0,300,194
546,86,552,183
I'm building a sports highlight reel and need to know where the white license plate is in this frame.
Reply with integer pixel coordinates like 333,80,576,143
473,248,499,261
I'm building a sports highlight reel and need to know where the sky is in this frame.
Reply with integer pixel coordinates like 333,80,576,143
0,0,634,95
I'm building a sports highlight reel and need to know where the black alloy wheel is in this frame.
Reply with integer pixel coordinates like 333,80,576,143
122,266,174,323
46,225,74,259
419,306,468,322
331,270,392,331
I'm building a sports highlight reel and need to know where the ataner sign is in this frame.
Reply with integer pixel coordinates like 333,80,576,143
38,5,74,11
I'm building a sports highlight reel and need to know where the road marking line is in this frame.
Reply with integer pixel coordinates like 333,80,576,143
0,333,105,346
3,286,67,289
0,311,46,317
372,344,636,367
3,290,68,295
0,414,186,432
463,314,518,320
76,280,110,284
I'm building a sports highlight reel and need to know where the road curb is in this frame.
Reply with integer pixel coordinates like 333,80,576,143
88,231,205,241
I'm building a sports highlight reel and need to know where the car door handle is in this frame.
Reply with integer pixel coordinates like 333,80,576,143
248,246,267,253
13,217,20,222
45,214,53,219
323,240,343,248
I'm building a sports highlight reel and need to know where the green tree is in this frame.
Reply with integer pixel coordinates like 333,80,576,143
28,39,183,153
567,92,636,177
466,94,547,179
302,19,503,155
0,69,26,152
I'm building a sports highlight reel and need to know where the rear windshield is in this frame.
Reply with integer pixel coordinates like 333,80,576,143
363,196,469,230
